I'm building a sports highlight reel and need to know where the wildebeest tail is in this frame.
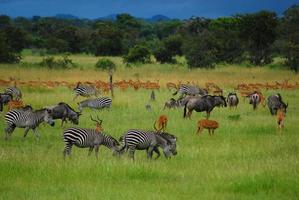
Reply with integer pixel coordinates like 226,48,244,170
183,99,189,118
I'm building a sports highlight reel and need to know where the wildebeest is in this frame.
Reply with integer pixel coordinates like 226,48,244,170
183,95,227,118
247,91,265,110
47,102,81,127
0,93,13,111
227,92,239,109
267,93,288,115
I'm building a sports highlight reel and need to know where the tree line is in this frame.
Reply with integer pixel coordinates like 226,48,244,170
0,4,298,71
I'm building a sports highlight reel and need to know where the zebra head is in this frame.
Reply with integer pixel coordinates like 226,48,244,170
44,109,55,126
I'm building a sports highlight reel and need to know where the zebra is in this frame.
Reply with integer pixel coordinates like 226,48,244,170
73,82,98,100
4,108,55,140
62,127,119,159
227,92,239,109
4,87,22,100
78,97,112,112
118,129,177,160
173,84,207,98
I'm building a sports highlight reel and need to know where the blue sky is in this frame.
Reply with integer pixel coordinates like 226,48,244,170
0,0,298,19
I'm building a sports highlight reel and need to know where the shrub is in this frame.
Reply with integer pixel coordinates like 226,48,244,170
153,46,175,63
95,58,116,70
123,45,151,64
39,54,76,69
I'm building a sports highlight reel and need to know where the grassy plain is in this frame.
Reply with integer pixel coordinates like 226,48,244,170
0,54,298,199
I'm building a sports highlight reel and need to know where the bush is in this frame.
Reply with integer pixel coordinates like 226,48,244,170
39,54,77,69
123,45,151,64
95,58,116,70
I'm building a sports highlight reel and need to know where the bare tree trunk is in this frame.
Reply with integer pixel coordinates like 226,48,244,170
109,69,114,98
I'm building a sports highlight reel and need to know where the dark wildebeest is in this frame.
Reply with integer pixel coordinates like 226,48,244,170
183,95,227,119
267,93,288,115
227,92,239,109
47,102,81,127
0,93,13,111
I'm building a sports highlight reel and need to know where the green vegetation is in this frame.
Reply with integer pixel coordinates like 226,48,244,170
0,54,299,199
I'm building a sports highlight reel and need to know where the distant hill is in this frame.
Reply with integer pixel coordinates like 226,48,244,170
55,13,172,22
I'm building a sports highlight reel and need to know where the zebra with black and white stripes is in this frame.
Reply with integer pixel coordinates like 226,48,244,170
62,127,119,159
4,87,22,100
4,108,55,140
73,82,98,100
173,84,207,98
118,129,177,160
78,97,112,112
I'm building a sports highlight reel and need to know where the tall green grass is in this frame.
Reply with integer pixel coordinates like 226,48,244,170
0,54,299,199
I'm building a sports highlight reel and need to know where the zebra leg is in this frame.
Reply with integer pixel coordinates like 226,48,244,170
63,144,73,158
23,127,30,139
128,146,136,160
95,145,100,159
88,146,94,156
153,147,161,159
4,125,16,140
147,146,155,159
32,128,40,139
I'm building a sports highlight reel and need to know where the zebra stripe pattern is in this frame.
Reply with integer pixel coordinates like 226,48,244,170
173,84,206,97
73,83,97,100
78,97,112,112
5,87,22,100
63,127,119,158
4,108,54,139
119,129,176,160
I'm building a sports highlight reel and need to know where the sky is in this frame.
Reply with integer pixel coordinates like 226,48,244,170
0,0,298,19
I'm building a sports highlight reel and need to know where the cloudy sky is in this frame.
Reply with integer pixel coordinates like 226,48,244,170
0,0,298,19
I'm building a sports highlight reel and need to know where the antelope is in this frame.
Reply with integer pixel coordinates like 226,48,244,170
155,115,168,133
196,119,219,136
276,109,285,129
8,100,24,110
90,115,103,132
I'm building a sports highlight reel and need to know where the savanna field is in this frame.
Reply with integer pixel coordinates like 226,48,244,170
0,54,299,199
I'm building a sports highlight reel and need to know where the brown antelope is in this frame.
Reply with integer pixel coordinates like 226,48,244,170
8,100,24,110
155,115,168,132
90,115,103,132
276,109,285,129
196,119,219,136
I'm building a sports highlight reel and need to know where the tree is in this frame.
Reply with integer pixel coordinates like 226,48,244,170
123,45,151,64
280,5,299,72
238,11,278,65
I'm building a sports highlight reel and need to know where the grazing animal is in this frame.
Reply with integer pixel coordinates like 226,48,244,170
47,102,81,127
0,93,13,111
4,87,22,100
62,127,119,159
247,91,262,110
276,109,285,129
227,92,239,109
150,90,156,101
73,82,98,100
4,108,55,140
78,97,112,112
183,95,227,119
173,84,207,98
196,119,219,135
118,129,177,160
163,98,180,109
8,100,24,110
156,115,168,132
267,93,288,115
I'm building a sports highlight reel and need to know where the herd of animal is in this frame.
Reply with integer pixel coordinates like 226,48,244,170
0,81,290,161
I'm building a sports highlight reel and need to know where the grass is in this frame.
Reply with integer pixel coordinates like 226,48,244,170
0,53,299,199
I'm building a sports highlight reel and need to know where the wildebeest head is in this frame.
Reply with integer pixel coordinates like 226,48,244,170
69,112,81,125
214,95,227,107
44,109,55,127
